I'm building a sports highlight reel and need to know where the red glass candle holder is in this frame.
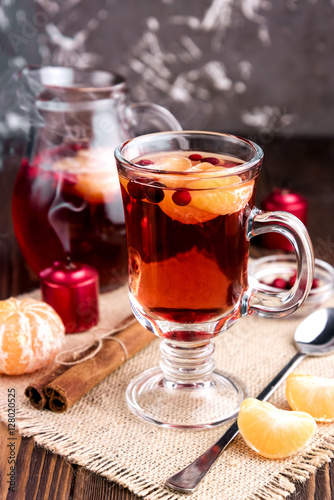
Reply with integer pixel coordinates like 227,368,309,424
39,261,99,333
261,189,308,252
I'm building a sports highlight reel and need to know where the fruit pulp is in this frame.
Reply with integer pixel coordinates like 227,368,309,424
12,145,128,290
118,151,257,340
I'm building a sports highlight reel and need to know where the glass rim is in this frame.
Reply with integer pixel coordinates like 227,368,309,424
20,65,127,94
114,130,264,177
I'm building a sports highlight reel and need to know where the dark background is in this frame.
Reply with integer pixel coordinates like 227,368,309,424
0,0,334,298
0,0,333,137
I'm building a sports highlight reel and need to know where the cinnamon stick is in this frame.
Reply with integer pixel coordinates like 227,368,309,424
25,364,68,409
42,321,154,412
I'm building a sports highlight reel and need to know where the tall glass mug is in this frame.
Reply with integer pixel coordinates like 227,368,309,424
115,131,314,429
12,66,181,290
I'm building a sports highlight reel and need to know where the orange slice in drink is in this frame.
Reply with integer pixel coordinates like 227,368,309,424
158,190,218,224
286,372,334,422
153,156,193,171
188,176,254,216
237,398,316,459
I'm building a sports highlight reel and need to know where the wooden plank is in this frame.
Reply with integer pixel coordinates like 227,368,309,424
0,422,75,500
288,473,315,500
314,463,331,500
25,443,75,500
72,467,137,500
330,457,334,498
0,421,22,499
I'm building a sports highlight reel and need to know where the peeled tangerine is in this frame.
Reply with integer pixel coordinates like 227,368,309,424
0,297,65,375
237,398,316,459
159,176,254,225
286,372,334,422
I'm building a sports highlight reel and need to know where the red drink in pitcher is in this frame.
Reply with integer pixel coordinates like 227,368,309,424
12,145,128,290
118,152,257,340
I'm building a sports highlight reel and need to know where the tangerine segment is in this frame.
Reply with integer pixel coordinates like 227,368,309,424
237,398,316,459
158,189,218,224
188,177,254,215
153,156,193,171
286,372,334,422
131,246,228,310
0,297,65,375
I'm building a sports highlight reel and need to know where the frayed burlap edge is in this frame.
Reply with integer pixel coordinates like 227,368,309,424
248,437,334,500
1,400,334,500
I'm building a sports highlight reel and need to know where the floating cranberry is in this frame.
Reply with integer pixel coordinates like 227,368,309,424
272,278,288,290
128,180,145,200
71,143,88,152
288,272,297,288
223,160,238,168
201,157,220,165
172,189,191,206
188,154,202,161
145,181,165,203
62,173,77,188
312,278,320,289
137,159,154,166
21,158,30,168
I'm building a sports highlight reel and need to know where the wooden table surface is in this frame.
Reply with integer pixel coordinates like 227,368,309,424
0,136,334,499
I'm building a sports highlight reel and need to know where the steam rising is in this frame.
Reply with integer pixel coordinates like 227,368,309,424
47,174,87,254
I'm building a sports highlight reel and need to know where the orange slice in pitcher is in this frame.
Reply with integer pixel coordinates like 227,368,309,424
53,148,119,203
238,398,316,459
73,170,119,203
286,372,334,422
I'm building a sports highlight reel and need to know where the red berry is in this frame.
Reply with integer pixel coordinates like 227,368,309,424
188,154,202,161
271,278,288,290
223,160,238,168
21,158,30,168
137,159,154,166
201,157,220,165
128,180,145,200
312,278,320,289
172,189,191,206
288,271,297,288
71,143,88,152
145,181,165,203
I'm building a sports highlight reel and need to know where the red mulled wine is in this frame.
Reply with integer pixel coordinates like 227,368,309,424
12,145,128,290
118,151,257,340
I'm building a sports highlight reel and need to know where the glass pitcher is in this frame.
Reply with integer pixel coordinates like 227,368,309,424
11,66,181,290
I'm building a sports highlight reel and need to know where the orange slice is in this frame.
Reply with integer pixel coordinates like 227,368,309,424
53,148,119,203
188,177,254,216
237,398,316,459
73,170,119,203
286,372,334,422
158,190,218,224
153,156,193,171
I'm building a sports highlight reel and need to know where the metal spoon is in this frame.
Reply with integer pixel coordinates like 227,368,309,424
166,308,334,493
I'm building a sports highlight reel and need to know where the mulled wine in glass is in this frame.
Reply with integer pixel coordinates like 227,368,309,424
115,131,314,429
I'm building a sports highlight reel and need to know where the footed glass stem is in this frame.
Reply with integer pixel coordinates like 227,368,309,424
126,339,247,429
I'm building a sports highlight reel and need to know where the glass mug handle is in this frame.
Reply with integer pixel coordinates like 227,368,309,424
244,207,314,318
129,102,182,135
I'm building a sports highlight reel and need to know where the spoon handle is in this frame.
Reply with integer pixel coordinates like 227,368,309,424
166,352,305,493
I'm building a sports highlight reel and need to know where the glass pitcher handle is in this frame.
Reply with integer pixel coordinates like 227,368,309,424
130,102,182,136
244,207,314,319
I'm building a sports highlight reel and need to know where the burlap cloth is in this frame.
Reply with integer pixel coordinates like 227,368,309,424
1,285,334,500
